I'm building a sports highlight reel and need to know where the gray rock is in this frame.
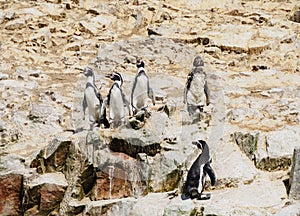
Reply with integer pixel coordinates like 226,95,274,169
232,131,258,161
150,151,185,192
83,198,136,216
289,147,300,200
163,201,197,216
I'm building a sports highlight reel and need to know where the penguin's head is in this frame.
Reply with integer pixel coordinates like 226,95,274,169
83,67,94,77
136,59,145,69
193,56,204,67
109,72,123,86
192,140,207,150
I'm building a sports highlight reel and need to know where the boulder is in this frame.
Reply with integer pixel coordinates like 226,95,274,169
256,127,300,171
83,197,136,216
23,173,68,216
0,154,30,216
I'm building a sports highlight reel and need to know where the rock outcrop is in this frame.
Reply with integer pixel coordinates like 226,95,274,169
0,0,299,215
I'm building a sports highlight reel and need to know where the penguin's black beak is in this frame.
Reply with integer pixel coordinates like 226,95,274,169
105,73,113,79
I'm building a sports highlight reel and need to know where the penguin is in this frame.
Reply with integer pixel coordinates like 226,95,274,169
131,59,155,115
101,72,129,128
82,67,104,129
183,56,210,116
183,140,216,200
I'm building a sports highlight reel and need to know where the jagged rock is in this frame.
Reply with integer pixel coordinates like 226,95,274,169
0,154,30,216
232,128,300,171
30,137,72,173
23,173,68,216
103,112,168,158
256,127,300,171
232,131,258,161
0,172,23,216
289,147,300,200
150,151,185,192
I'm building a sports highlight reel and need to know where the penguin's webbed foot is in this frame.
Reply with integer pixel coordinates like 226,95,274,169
189,188,199,199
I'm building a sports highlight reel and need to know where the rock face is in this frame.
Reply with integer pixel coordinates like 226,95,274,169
0,0,299,215
0,173,23,216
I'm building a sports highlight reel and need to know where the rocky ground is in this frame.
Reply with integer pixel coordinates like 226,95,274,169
0,0,300,215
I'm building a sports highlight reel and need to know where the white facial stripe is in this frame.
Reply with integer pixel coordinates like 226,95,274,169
138,67,145,73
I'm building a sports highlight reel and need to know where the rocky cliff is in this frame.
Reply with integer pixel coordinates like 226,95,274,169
0,0,300,215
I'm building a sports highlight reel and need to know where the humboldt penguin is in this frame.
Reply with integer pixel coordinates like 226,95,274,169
82,67,104,129
131,59,155,115
101,72,129,128
183,56,210,116
183,140,216,200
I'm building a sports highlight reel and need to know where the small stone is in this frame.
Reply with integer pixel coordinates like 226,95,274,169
79,20,98,34
5,18,26,30
0,74,9,80
29,70,42,78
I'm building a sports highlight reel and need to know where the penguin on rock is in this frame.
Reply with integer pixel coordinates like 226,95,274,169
182,140,216,200
82,67,108,129
183,56,210,116
131,59,155,116
101,72,130,128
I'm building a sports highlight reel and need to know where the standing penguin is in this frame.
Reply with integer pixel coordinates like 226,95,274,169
183,140,216,200
82,67,104,129
101,72,129,128
131,59,155,115
183,56,210,116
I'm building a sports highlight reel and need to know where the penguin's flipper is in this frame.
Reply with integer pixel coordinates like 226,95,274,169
203,163,216,186
82,94,87,120
204,80,210,106
122,91,131,116
100,106,110,128
148,87,155,106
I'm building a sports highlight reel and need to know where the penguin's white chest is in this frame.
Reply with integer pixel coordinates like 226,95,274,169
109,86,125,119
132,75,148,109
187,74,206,106
85,87,100,121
